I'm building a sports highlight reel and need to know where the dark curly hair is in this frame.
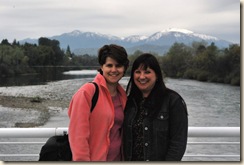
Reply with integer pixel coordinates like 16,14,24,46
97,44,129,75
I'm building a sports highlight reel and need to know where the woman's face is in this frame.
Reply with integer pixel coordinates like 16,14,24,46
133,65,157,98
101,57,125,85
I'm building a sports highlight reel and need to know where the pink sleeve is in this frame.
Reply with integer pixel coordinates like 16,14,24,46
68,85,95,161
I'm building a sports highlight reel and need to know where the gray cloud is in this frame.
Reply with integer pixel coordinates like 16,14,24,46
0,0,240,44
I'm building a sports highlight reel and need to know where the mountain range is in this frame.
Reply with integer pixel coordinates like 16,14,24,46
19,28,233,55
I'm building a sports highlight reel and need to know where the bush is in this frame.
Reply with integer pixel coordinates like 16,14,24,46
224,75,231,84
176,72,184,78
183,69,196,79
209,75,224,83
230,77,240,86
0,63,15,77
197,71,209,82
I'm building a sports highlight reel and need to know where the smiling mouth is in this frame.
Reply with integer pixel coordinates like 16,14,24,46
110,74,119,77
138,80,148,84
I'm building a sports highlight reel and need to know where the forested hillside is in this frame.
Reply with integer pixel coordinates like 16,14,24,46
0,38,240,86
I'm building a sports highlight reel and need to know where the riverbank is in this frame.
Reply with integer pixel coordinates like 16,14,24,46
0,77,128,128
0,78,94,127
0,95,69,111
0,77,240,161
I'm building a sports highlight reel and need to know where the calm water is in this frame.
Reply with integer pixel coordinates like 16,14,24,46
165,78,240,161
0,71,240,161
0,70,96,87
165,78,240,127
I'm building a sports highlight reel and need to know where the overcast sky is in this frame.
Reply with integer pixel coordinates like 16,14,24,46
0,0,240,44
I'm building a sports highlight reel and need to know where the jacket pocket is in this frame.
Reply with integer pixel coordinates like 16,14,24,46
153,112,169,132
152,112,169,159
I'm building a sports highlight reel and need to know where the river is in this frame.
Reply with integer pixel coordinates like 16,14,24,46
0,71,240,161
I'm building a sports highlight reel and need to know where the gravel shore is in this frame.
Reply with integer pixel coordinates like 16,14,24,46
0,78,94,127
0,77,129,128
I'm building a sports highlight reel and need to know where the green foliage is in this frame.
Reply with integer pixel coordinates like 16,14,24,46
159,42,240,86
183,69,196,79
1,39,11,45
128,50,144,62
196,71,209,82
0,38,240,86
126,50,144,75
230,77,240,86
161,43,192,78
0,44,32,76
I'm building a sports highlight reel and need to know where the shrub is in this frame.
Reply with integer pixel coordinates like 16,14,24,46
197,71,209,82
230,77,240,86
183,69,196,79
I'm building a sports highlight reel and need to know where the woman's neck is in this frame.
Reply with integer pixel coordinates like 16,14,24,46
142,91,150,98
107,83,118,96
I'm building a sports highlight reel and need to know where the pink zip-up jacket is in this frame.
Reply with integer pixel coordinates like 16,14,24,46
68,73,127,161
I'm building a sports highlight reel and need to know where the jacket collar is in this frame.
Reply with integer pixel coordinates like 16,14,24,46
93,73,127,108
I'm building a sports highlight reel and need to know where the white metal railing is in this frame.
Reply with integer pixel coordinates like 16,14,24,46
0,127,240,138
0,127,240,161
0,127,68,138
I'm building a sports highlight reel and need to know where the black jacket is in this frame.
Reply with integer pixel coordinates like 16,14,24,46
123,89,188,161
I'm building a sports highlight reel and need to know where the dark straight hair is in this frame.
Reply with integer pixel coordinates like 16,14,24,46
126,53,166,98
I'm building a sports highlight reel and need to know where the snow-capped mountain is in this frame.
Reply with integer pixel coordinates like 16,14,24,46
19,28,233,55
123,35,148,43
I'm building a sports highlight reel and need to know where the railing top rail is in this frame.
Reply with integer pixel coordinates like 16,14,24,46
0,127,240,138
188,127,240,137
0,127,68,138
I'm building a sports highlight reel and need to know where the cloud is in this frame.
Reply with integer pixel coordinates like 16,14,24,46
0,0,240,44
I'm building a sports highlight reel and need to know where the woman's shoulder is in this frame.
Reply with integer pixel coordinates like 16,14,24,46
164,88,185,104
165,88,181,97
73,82,98,98
165,88,187,110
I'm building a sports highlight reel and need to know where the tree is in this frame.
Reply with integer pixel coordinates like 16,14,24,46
12,39,20,46
191,41,208,55
222,44,240,85
161,43,192,77
65,45,72,58
1,39,11,46
38,37,64,65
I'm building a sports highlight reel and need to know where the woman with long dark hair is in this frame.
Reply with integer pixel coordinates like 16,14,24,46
123,53,188,161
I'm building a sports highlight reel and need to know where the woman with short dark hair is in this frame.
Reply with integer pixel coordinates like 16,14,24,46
68,44,129,161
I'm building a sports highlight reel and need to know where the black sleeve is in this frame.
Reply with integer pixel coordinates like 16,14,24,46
165,94,188,161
